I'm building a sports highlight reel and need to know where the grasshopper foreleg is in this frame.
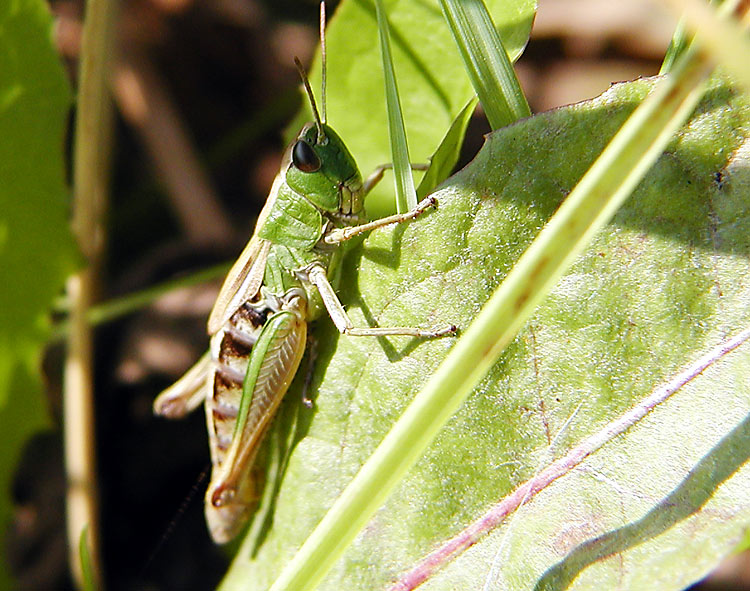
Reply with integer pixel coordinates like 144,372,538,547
324,195,437,245
305,263,455,338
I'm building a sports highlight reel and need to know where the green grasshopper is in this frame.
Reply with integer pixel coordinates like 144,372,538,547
153,21,454,544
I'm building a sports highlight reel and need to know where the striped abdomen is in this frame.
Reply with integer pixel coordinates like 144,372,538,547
204,291,308,543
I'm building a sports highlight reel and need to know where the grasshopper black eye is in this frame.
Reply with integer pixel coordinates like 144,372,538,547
292,140,321,173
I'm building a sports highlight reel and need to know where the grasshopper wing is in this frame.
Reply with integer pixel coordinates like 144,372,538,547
207,174,286,334
207,236,271,335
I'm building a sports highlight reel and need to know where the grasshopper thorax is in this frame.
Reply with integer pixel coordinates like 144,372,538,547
285,122,364,220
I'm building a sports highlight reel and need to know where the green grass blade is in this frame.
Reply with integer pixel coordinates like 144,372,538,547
267,32,714,591
439,0,531,129
660,0,749,89
660,19,690,74
417,97,478,198
79,525,98,591
375,0,417,212
49,262,231,342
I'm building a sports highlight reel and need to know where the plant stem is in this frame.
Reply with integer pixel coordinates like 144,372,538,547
64,0,117,586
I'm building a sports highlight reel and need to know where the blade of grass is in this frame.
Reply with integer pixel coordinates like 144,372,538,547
374,0,417,212
268,36,715,591
660,18,690,74
50,262,231,342
659,0,749,89
417,97,478,198
87,263,229,326
660,0,724,75
78,525,98,591
439,0,531,129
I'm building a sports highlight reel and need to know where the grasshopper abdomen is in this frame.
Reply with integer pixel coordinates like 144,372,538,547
204,290,308,543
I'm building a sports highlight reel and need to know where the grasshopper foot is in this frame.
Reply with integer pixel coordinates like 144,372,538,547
422,324,457,338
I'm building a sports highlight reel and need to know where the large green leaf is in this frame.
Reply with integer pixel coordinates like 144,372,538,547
223,76,750,590
292,0,536,218
0,0,76,586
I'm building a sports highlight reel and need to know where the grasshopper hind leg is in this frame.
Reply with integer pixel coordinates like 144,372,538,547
153,352,212,419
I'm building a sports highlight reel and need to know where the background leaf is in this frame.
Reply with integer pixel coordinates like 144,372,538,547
224,75,750,590
0,0,76,588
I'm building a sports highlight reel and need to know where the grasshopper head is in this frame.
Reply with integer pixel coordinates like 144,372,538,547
285,122,365,220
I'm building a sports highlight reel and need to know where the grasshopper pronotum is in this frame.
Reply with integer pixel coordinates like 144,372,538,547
153,4,454,544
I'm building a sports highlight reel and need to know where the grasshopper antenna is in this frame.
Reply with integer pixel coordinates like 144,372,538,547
140,465,210,577
294,57,325,143
320,1,327,125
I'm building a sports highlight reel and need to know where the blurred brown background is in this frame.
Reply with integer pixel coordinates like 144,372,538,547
8,0,748,589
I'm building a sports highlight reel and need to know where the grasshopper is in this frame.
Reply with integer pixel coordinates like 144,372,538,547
153,16,454,544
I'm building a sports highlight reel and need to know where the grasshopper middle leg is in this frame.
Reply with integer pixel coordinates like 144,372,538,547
305,263,455,338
